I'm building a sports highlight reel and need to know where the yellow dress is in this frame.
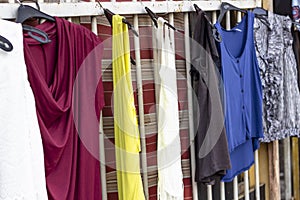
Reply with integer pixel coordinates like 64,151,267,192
112,14,146,200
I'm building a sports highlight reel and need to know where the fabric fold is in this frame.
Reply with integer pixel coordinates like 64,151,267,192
215,11,263,182
153,17,184,199
112,14,146,200
23,17,104,200
191,8,231,184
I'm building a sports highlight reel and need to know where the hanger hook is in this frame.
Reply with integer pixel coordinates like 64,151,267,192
96,0,104,10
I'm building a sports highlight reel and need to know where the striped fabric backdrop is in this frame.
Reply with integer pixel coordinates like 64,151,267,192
81,12,194,199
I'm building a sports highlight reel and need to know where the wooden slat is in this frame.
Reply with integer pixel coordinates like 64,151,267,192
262,0,273,11
0,1,259,19
133,12,149,200
212,11,217,24
234,177,239,200
226,11,231,30
263,4,279,200
284,138,292,199
207,185,212,200
184,10,198,200
258,144,269,200
292,138,300,200
255,151,261,200
237,12,241,22
220,182,226,200
244,171,250,200
268,141,281,200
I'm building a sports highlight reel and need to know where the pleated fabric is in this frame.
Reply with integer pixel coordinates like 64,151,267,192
23,17,104,200
112,15,145,200
153,17,184,200
191,9,231,184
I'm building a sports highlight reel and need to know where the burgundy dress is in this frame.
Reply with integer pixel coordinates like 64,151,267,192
23,17,105,200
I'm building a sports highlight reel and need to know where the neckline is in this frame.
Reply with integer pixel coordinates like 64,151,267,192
23,18,57,45
215,11,250,61
23,18,60,90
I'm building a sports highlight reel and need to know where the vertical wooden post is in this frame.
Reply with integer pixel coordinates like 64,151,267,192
262,0,273,11
207,185,213,200
292,138,299,200
233,177,239,200
133,13,149,200
261,1,281,198
284,138,292,199
268,140,281,200
99,113,108,200
184,10,198,200
220,182,226,200
255,151,261,200
244,171,250,200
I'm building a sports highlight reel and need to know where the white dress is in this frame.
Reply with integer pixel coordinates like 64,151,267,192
154,17,184,200
0,19,48,200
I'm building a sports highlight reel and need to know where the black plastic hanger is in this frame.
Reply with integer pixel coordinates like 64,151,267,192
255,15,271,29
144,7,177,31
16,2,55,23
217,2,271,30
97,1,137,65
22,24,51,44
145,7,158,28
99,2,138,37
15,1,53,44
193,4,201,14
0,35,13,52
217,2,247,23
193,4,222,42
103,9,137,65
254,7,293,30
251,7,271,29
